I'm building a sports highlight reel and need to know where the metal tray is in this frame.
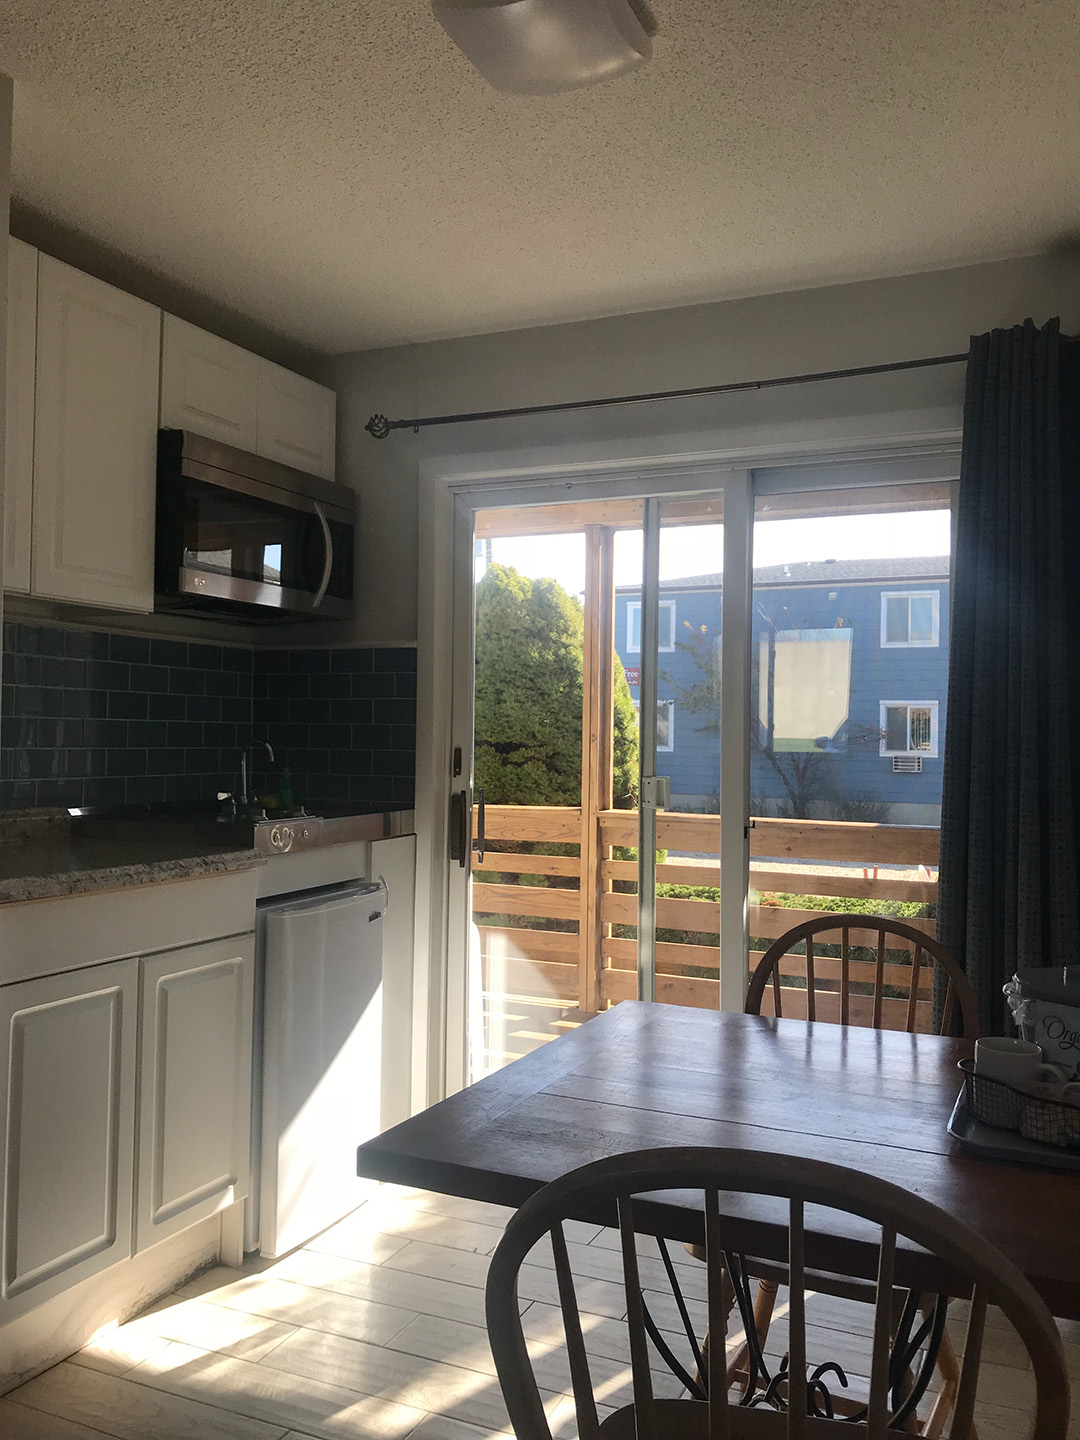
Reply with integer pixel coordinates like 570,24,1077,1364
948,1091,1080,1173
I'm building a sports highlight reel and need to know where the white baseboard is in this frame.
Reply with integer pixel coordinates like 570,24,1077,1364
0,1213,225,1394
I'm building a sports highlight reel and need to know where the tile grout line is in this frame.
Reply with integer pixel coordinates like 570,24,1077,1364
118,1321,561,1435
84,1354,396,1438
0,1394,137,1440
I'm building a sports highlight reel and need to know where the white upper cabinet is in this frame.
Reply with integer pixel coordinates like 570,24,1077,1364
4,238,38,594
256,358,336,480
6,242,336,608
160,314,336,479
160,314,259,451
32,256,161,611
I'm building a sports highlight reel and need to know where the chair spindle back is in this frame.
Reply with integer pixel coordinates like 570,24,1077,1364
486,1147,1066,1439
745,914,979,1039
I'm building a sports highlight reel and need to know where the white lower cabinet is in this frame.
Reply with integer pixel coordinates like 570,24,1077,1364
136,936,254,1252
0,930,254,1324
0,959,139,1319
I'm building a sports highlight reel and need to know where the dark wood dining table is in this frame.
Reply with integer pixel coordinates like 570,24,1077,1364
355,1001,1080,1319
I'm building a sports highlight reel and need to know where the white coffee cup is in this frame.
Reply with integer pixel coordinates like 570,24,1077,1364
974,1036,1065,1092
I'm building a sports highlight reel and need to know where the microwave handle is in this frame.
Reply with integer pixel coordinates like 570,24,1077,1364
312,501,333,609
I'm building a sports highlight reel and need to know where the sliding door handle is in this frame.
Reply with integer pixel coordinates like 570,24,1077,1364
448,789,470,867
473,786,485,864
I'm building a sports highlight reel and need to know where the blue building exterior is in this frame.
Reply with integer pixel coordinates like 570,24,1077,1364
615,557,950,823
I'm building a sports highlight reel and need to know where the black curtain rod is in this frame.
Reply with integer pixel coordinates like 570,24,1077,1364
363,351,968,439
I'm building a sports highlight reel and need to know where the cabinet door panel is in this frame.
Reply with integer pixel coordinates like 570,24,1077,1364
5,238,37,594
256,360,336,479
137,936,254,1252
160,314,259,450
32,256,160,610
0,959,138,1315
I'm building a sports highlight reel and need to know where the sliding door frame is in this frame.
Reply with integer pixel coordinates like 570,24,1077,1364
414,440,961,1108
718,471,754,1011
636,496,662,1002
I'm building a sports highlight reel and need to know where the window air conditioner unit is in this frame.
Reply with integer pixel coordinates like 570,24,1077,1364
892,756,922,774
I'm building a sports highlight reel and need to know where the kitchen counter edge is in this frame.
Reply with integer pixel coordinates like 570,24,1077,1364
0,846,265,905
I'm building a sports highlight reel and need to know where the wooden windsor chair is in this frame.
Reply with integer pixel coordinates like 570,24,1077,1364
714,915,981,1435
485,1146,1067,1440
744,914,979,1038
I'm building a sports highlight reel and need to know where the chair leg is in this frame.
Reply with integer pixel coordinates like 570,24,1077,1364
923,1326,976,1440
753,1277,781,1348
695,1262,738,1396
726,1276,781,1393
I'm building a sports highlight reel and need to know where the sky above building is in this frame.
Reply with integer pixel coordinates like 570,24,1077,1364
476,510,953,597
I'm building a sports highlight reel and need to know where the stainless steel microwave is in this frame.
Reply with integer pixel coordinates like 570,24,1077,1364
155,430,355,621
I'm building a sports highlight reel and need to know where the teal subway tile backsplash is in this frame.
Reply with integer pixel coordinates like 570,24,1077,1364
0,623,416,812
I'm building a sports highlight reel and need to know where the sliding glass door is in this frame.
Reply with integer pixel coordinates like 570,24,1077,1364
443,459,955,1091
451,482,739,1084
610,489,747,1013
746,478,952,1020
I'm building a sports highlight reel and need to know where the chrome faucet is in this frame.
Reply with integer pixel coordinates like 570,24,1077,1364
240,740,276,812
219,740,276,822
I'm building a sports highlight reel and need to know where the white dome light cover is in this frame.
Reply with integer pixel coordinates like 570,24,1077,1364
431,0,654,96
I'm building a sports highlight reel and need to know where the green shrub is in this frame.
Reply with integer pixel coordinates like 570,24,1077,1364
473,564,638,806
756,891,934,920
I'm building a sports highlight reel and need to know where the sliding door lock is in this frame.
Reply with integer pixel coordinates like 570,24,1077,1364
640,776,670,809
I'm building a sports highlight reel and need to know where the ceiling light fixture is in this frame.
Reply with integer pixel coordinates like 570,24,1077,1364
431,0,657,96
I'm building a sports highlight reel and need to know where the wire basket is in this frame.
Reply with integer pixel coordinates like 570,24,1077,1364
959,1059,1080,1151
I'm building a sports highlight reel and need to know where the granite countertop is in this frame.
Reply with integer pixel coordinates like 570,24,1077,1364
0,811,262,904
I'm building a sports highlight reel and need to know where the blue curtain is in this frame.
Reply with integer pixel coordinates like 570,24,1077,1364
938,319,1080,1034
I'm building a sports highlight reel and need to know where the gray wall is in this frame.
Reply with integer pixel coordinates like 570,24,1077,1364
326,252,1080,646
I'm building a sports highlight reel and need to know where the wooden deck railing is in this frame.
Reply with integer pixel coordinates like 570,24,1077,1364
472,804,940,1020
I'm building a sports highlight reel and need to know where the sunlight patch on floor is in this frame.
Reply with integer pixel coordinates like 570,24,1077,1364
0,1181,1070,1438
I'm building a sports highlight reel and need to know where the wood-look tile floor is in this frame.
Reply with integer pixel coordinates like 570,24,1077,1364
2,1184,1075,1438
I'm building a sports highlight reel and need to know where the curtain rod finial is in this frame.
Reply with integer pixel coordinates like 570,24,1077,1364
365,414,392,440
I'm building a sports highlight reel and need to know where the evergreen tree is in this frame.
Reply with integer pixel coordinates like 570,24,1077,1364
474,564,638,806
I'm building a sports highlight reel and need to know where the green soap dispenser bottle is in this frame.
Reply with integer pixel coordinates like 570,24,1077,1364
278,764,294,811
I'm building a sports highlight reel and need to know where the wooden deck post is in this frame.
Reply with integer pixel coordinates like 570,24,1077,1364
580,526,615,1014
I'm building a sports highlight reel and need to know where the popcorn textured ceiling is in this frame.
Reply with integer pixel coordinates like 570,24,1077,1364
1,0,1078,354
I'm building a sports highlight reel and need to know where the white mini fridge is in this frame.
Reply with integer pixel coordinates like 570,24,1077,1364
248,880,385,1258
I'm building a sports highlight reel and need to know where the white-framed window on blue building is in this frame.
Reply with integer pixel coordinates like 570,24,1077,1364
879,701,939,757
634,699,675,751
880,590,939,647
627,600,676,653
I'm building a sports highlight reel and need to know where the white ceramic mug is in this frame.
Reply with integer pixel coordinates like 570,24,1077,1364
970,1037,1071,1128
974,1036,1064,1092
